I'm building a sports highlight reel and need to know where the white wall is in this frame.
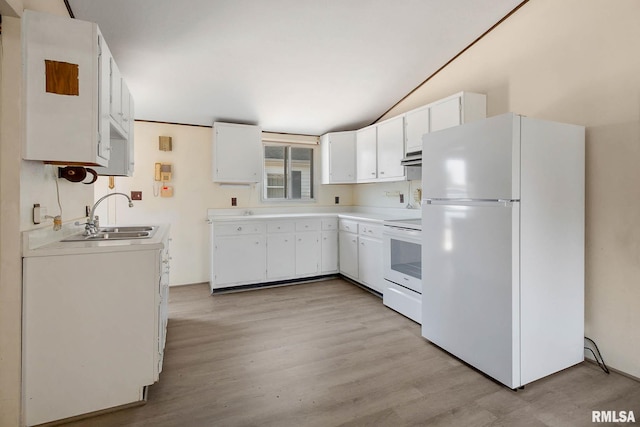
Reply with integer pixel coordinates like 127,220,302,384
94,121,354,286
0,2,76,425
378,0,640,379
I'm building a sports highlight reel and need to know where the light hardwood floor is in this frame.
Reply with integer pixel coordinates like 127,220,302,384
66,279,639,426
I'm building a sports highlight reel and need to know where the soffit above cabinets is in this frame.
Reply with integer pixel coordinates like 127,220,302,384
67,0,525,135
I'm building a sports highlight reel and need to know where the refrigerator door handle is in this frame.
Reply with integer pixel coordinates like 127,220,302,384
424,198,520,207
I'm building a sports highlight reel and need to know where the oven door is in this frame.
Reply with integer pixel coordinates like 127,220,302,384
383,227,422,294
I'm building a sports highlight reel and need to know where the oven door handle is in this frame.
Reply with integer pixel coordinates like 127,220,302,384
383,228,422,240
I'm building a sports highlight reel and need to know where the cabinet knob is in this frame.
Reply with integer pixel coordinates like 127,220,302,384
237,226,242,231
371,172,375,175
380,171,385,175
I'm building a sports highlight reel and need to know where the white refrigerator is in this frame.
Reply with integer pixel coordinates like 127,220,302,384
421,113,585,388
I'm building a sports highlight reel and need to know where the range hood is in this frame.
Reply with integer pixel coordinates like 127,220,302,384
401,151,422,166
401,151,422,180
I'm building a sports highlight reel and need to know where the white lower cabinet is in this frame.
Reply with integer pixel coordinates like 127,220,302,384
22,230,170,426
358,235,384,294
267,233,295,280
339,220,359,279
339,219,385,294
214,234,266,286
321,230,338,273
210,216,337,290
296,232,320,276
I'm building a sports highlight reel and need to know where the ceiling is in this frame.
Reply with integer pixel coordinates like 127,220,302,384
67,0,523,135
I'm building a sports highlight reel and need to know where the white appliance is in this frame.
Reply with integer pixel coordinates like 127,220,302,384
383,218,422,323
421,113,585,389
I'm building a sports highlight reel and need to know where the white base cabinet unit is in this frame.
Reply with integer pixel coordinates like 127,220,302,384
213,222,267,286
338,219,359,279
338,218,385,294
22,227,170,426
210,216,338,291
357,222,385,294
320,218,339,273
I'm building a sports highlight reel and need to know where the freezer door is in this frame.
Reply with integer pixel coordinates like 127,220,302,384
422,113,520,200
422,200,520,388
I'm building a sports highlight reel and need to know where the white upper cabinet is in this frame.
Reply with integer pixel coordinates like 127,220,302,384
355,119,405,184
23,10,110,166
92,28,135,176
376,116,405,181
429,96,462,132
23,10,136,172
404,92,486,155
430,92,487,132
356,125,377,182
320,131,356,184
404,105,430,155
212,122,262,183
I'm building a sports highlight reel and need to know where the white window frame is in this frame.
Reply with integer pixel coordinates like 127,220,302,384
261,134,318,203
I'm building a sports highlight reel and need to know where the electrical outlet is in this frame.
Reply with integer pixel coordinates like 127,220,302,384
231,197,237,206
33,204,47,224
131,191,142,200
335,196,340,204
85,205,91,217
399,194,404,204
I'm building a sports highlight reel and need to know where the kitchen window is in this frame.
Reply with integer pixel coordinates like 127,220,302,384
263,144,315,201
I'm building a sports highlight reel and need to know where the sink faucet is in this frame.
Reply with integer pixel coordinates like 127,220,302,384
85,192,134,235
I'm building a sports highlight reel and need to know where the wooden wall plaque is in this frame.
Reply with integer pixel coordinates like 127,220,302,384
44,60,79,96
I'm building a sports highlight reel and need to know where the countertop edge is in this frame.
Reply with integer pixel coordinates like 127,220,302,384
22,224,171,257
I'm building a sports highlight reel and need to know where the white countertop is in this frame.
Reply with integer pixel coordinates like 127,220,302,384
22,223,171,257
207,207,420,224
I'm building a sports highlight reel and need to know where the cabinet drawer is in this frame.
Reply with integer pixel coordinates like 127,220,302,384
295,219,321,232
339,219,358,234
321,217,338,231
214,222,265,236
267,221,295,233
359,223,384,239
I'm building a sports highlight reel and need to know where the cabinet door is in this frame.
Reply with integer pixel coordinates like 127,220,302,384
356,125,377,182
376,116,405,181
109,57,123,130
295,232,320,277
267,234,295,280
321,230,338,273
213,235,265,286
97,31,111,161
358,236,385,294
328,132,356,183
121,81,132,138
339,232,359,279
212,122,262,183
405,105,430,155
127,94,135,175
430,96,461,132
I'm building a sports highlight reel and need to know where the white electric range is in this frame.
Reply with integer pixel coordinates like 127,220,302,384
382,218,422,323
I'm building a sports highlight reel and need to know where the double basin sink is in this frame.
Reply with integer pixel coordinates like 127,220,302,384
62,226,157,242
